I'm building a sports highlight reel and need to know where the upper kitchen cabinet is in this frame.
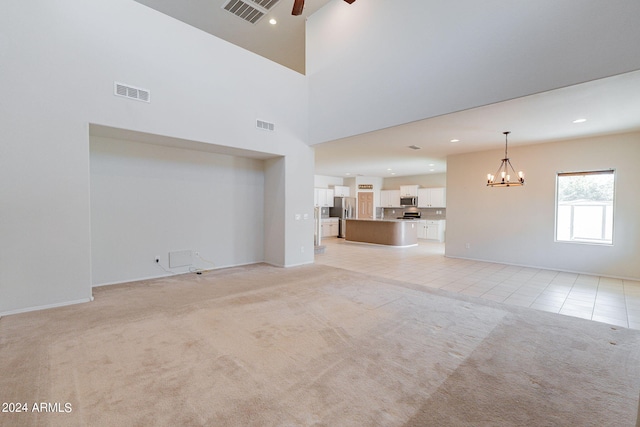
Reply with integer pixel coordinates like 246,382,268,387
314,188,335,207
325,188,335,207
333,185,350,197
399,185,419,197
418,187,446,208
379,189,401,207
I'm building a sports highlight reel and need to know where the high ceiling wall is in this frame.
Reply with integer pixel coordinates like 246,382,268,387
307,0,640,144
0,0,313,314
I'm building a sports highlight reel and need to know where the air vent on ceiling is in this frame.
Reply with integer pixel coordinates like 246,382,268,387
408,145,422,150
256,119,275,131
222,0,280,24
114,82,150,103
252,0,280,9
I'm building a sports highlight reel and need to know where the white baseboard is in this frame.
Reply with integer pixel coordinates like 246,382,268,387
0,297,93,317
92,273,174,288
268,260,315,268
445,254,640,282
91,261,261,288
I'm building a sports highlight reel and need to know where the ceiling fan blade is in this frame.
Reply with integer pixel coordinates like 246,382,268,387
344,0,356,3
291,0,304,15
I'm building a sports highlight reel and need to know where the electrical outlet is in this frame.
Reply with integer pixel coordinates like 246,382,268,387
465,243,471,249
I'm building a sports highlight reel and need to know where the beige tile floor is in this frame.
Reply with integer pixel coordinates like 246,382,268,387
315,238,640,330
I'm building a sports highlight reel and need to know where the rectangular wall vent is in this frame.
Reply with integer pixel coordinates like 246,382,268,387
256,119,275,131
169,250,193,268
114,82,150,103
222,0,280,24
252,0,280,9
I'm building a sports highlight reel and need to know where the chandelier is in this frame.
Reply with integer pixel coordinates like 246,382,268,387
487,131,524,187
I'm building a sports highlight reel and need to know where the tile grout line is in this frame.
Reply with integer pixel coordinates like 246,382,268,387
316,239,638,329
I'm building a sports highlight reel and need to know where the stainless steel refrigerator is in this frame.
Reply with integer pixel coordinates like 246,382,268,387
330,197,356,238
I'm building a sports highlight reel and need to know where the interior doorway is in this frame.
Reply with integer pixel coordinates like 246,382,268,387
358,192,374,219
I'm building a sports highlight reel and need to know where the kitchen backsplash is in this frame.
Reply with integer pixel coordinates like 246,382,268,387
378,207,446,220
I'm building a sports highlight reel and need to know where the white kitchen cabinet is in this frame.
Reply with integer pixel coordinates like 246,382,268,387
321,218,339,237
429,188,446,207
418,187,446,208
379,190,401,207
321,222,331,238
417,188,429,207
426,222,440,240
417,220,445,242
326,189,334,207
417,220,428,239
333,185,350,197
314,188,335,207
330,221,339,237
400,185,419,197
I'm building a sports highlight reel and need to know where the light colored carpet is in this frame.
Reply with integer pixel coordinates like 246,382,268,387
1,263,639,426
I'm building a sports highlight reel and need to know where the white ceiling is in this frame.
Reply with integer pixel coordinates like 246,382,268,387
313,70,640,178
134,0,332,74
133,0,640,179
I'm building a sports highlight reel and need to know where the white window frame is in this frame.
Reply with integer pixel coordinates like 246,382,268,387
555,169,615,246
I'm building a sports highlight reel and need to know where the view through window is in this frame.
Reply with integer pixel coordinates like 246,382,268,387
556,170,615,245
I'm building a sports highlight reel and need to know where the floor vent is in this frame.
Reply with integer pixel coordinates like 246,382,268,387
114,82,150,103
256,119,275,131
222,0,280,24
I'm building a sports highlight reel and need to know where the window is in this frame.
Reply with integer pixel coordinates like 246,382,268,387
555,170,615,245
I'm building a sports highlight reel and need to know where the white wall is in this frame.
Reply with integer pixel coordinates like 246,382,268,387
445,132,640,280
281,143,316,267
383,173,447,190
314,175,344,188
264,157,286,267
307,0,640,144
0,0,313,314
90,136,265,285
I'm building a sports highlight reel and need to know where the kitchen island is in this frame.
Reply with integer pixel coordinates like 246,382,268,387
345,219,418,247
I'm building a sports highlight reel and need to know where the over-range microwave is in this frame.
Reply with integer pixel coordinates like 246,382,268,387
400,196,417,206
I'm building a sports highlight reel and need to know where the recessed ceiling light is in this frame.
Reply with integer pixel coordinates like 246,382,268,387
430,169,435,172
269,18,277,25
573,118,587,123
391,173,396,175
450,139,460,143
387,168,392,171
428,163,435,167
345,173,351,176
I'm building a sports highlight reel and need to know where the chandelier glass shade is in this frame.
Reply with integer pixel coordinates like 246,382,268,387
487,131,525,187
